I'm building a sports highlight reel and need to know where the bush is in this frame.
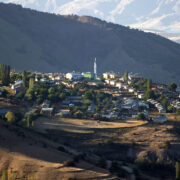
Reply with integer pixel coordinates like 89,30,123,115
57,146,66,152
97,158,107,168
177,109,180,115
164,141,171,149
63,160,75,167
137,113,146,120
5,111,16,123
109,161,119,173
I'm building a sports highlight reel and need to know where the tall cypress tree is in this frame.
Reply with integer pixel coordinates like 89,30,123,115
176,162,180,180
29,77,35,89
124,70,128,83
147,78,152,90
22,70,28,88
0,64,10,85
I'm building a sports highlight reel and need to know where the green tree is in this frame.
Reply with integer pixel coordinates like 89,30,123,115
137,113,146,120
161,98,169,109
167,105,173,113
144,90,156,100
25,88,34,101
147,78,152,90
167,82,177,91
22,70,28,88
1,170,8,180
124,70,128,83
177,109,180,115
17,92,24,100
176,162,180,180
29,77,35,89
5,112,16,123
98,158,107,168
48,87,55,94
0,64,10,85
36,95,44,104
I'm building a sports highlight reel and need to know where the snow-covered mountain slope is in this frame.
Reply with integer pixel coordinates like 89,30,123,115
1,0,180,40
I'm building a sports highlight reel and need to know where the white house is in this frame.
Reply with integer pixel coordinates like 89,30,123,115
138,93,144,99
105,79,110,84
109,80,116,86
153,116,167,123
103,72,117,79
103,73,110,79
129,88,134,93
66,72,83,80
11,80,23,90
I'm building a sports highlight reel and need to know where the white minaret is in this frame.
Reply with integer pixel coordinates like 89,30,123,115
94,57,97,79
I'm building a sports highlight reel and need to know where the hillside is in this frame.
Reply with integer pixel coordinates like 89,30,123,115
0,120,116,180
0,3,180,84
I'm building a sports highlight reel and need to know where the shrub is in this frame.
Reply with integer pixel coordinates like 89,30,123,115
177,109,180,115
109,161,119,173
164,141,171,149
5,111,16,123
176,162,180,180
97,158,106,168
137,113,146,120
63,160,75,167
57,146,66,152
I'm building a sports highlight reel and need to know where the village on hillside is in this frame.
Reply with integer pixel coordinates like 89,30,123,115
0,60,180,127
1,63,180,179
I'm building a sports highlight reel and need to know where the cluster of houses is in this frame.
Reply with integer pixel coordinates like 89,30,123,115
171,100,180,109
147,99,166,113
7,70,180,124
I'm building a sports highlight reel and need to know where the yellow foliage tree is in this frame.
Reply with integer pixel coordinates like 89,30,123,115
5,112,16,123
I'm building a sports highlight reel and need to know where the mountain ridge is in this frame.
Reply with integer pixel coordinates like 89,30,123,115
0,3,180,84
1,0,180,35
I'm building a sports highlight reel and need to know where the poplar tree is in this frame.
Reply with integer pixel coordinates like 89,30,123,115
29,77,35,89
176,162,180,180
147,78,152,90
22,70,28,88
0,64,10,85
124,70,128,83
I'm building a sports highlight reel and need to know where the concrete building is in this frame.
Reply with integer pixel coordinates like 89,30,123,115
66,72,83,80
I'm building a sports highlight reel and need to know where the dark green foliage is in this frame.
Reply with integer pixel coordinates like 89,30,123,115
135,157,174,176
137,113,146,120
164,141,171,149
1,89,9,98
22,70,28,88
29,77,35,89
167,105,173,113
167,82,177,91
176,162,180,180
0,64,10,85
17,91,24,100
147,78,152,90
144,90,156,100
124,70,128,83
177,109,180,115
97,158,107,168
109,161,119,173
161,98,169,109
63,160,75,167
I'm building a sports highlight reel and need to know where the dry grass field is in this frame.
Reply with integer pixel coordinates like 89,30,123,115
0,121,117,180
33,117,147,134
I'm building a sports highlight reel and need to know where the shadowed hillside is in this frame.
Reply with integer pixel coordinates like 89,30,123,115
0,120,116,180
0,3,180,84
